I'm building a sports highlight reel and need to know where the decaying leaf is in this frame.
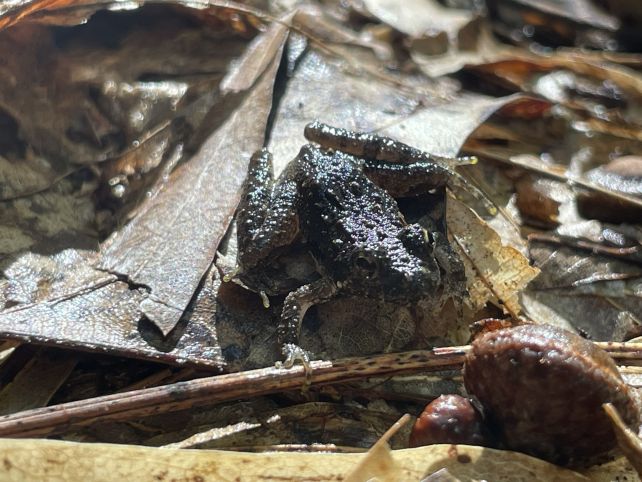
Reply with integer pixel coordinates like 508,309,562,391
98,23,285,336
0,438,604,481
0,268,226,367
0,10,285,366
447,197,540,317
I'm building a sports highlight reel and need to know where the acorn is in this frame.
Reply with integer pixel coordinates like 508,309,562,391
463,324,640,465
409,394,489,448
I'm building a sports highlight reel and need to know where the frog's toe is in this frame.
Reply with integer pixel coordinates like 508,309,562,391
279,343,311,368
222,266,240,282
278,343,314,383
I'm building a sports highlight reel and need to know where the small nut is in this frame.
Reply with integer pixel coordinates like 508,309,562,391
463,324,640,465
409,394,489,448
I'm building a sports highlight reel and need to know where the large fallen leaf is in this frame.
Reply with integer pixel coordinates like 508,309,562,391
0,10,285,366
379,95,546,158
447,197,540,317
0,268,224,367
0,438,600,481
98,21,285,336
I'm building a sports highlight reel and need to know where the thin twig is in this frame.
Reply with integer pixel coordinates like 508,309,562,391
0,342,641,439
0,347,467,438
528,232,642,265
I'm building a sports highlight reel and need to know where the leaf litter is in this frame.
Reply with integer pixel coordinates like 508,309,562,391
0,0,641,479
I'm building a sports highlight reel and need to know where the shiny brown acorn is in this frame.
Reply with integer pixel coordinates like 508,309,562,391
409,394,489,448
463,324,640,465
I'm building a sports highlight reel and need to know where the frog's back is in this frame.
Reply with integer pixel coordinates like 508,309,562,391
296,145,405,269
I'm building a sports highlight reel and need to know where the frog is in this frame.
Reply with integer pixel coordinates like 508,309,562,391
227,121,490,368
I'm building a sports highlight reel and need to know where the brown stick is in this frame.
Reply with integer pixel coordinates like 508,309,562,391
0,347,468,438
0,342,639,439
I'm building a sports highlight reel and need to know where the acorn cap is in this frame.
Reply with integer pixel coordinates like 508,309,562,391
463,324,640,465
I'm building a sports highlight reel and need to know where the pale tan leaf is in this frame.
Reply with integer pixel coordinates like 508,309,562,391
581,456,642,482
447,197,540,317
0,438,598,481
344,414,409,482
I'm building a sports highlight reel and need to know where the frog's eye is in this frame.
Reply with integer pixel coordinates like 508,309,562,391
348,181,363,196
355,255,378,275
399,224,429,253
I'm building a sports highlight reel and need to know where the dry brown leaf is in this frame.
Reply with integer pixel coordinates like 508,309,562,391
0,438,602,481
447,197,540,317
98,23,285,336
0,276,224,366
0,6,276,365
379,95,545,158
0,0,263,31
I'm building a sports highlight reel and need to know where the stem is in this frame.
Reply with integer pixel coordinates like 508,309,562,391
0,342,639,439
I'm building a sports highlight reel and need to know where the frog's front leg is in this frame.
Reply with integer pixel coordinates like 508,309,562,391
277,277,338,369
235,149,273,260
233,149,301,277
366,159,497,214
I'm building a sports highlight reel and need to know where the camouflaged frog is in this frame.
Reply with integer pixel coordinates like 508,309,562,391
227,122,489,368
